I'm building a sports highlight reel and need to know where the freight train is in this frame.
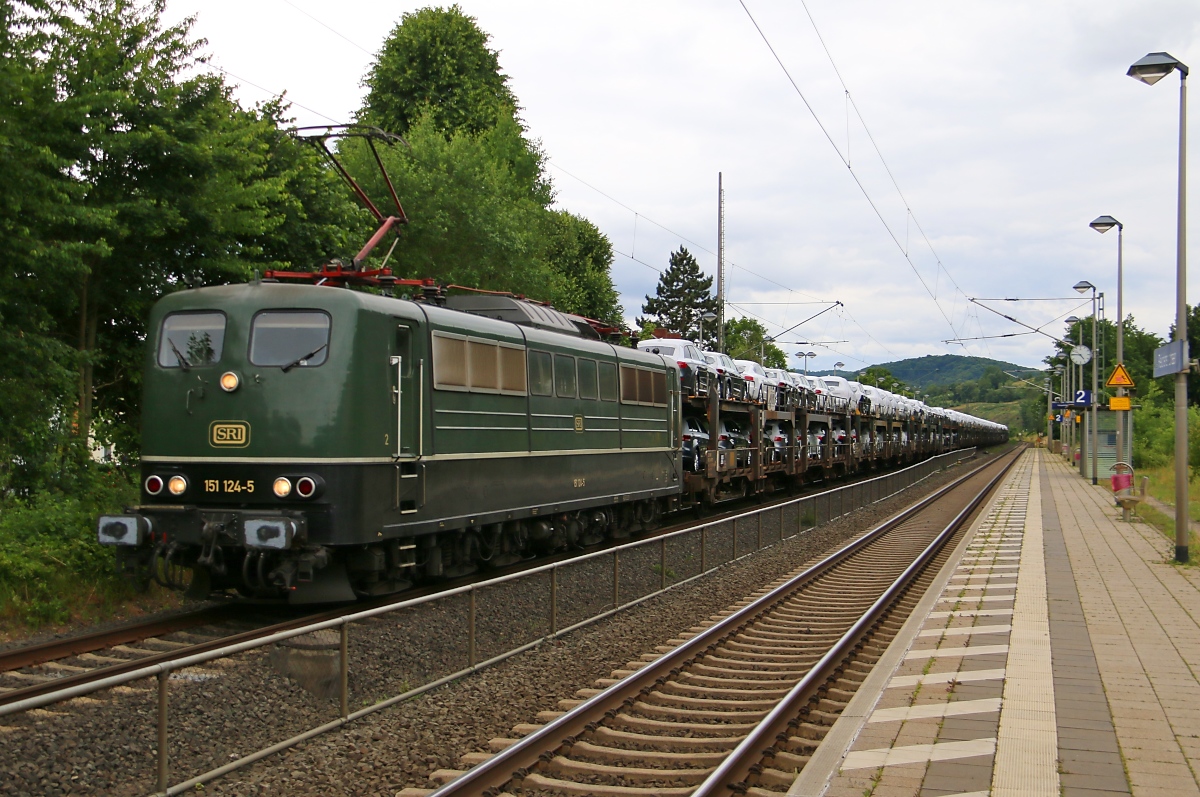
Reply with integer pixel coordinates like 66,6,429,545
97,274,1007,603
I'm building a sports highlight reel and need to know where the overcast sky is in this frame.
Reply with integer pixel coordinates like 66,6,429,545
163,0,1200,374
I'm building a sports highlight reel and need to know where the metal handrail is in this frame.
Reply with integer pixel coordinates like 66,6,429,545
0,446,976,795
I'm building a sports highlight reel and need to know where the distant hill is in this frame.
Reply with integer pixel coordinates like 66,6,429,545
808,354,1041,389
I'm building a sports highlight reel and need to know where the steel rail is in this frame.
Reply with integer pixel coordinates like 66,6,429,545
0,603,241,672
425,445,1019,797
693,446,1021,796
0,447,975,717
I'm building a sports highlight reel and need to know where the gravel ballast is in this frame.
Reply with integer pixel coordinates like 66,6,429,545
0,451,995,796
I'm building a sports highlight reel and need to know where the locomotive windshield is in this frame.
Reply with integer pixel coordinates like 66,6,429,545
157,312,226,368
249,310,331,369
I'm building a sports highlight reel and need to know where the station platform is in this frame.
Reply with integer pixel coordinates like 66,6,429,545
789,447,1200,797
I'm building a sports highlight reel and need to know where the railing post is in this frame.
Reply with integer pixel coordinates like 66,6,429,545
550,566,558,635
660,537,667,590
157,670,169,792
613,552,620,608
339,622,349,719
468,587,477,668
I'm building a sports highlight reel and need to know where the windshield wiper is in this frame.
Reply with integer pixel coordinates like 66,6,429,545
168,339,191,371
281,343,328,373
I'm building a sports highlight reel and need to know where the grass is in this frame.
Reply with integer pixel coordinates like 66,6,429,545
1134,501,1200,557
1137,461,1200,524
0,469,189,640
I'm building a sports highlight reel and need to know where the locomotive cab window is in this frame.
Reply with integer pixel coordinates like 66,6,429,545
158,312,226,368
249,311,330,368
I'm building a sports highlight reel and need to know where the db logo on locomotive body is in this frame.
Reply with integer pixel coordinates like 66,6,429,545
209,420,250,448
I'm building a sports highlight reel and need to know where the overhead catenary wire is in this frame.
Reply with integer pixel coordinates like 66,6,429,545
738,0,968,348
233,0,916,366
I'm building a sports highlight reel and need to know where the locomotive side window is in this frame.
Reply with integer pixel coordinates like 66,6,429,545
249,311,330,368
619,365,669,407
652,370,668,405
619,365,639,403
554,354,576,398
499,345,527,395
578,358,598,400
432,333,468,388
468,340,499,390
158,312,226,368
433,332,528,395
598,362,618,401
528,351,553,396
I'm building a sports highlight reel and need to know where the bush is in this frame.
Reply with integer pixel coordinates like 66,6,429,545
0,467,138,627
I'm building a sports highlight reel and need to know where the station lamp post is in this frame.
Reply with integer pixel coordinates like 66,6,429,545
799,351,817,375
1128,51,1189,562
761,335,775,362
1090,216,1127,466
699,312,716,350
1075,281,1099,484
834,361,844,378
1054,364,1065,450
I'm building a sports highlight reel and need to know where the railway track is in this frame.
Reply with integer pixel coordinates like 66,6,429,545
417,444,1023,797
0,450,975,714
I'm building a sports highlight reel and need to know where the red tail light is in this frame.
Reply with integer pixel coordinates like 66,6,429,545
719,434,729,441
744,375,755,382
678,361,690,369
682,434,692,441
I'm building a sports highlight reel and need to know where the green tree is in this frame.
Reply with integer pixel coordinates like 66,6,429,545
723,318,786,368
543,211,621,323
362,5,519,140
637,247,719,342
352,6,619,321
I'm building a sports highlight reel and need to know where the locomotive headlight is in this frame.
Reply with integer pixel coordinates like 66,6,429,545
145,475,164,495
273,477,293,498
219,371,240,392
167,475,188,496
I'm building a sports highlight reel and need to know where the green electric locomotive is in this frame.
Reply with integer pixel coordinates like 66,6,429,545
98,281,682,602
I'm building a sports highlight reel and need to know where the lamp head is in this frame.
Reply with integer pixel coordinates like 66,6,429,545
1065,315,1080,324
807,351,816,358
1073,280,1095,294
701,312,717,321
1127,52,1188,85
834,361,844,368
1089,215,1121,233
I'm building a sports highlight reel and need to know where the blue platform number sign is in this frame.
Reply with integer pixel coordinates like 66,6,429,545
1055,414,1063,423
1074,390,1091,406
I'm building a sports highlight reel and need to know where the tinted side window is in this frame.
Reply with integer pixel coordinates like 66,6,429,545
578,358,598,400
555,354,576,397
599,362,618,401
529,351,553,396
158,312,226,368
249,311,330,368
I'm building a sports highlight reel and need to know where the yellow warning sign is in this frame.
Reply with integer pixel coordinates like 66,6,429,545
1109,396,1132,411
1106,363,1136,388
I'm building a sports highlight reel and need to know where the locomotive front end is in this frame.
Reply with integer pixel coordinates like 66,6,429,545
99,282,410,603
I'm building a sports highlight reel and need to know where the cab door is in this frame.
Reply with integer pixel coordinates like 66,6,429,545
390,322,423,459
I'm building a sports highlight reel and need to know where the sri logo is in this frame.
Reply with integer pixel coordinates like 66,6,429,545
210,421,250,448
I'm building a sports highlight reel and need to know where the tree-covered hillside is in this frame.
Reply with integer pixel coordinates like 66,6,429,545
810,354,1038,389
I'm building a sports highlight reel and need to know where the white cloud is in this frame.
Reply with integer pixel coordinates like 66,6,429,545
164,0,1200,370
